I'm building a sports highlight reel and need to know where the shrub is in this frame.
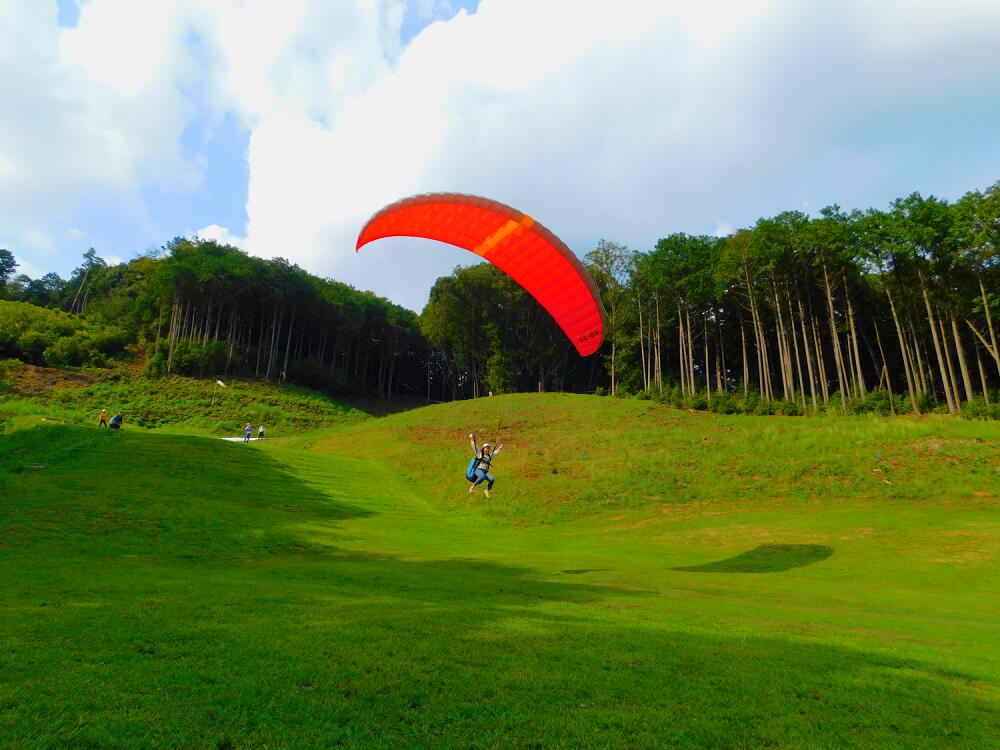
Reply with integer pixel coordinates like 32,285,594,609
778,399,801,416
684,392,708,411
962,397,1000,420
0,300,126,367
850,389,893,416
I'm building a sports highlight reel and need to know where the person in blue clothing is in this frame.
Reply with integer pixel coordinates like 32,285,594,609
243,422,253,443
468,433,504,498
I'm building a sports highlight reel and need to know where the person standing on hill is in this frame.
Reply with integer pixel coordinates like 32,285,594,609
468,433,503,498
243,423,254,443
99,409,108,428
257,424,266,441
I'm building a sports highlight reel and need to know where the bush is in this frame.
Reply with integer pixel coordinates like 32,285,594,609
684,392,708,411
962,397,1000,420
0,358,21,394
850,389,893,416
0,300,126,367
778,399,801,416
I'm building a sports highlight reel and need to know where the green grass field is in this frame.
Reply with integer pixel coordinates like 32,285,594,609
2,393,999,748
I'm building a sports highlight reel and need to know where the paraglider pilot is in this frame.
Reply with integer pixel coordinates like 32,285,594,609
468,433,503,498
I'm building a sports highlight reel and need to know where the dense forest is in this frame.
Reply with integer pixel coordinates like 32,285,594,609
1,180,998,415
0,242,426,400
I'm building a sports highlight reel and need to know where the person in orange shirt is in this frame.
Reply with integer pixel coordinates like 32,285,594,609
99,409,108,428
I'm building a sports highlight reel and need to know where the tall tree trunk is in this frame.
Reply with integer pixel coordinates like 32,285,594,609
938,317,961,411
821,262,848,412
885,292,920,414
920,274,955,413
975,343,990,405
718,319,727,393
980,275,1000,378
843,271,866,397
715,348,723,393
266,304,283,381
655,295,663,391
950,314,974,403
772,286,792,400
686,309,696,396
811,315,830,406
166,297,179,374
907,320,928,394
787,294,806,410
740,324,749,396
873,323,895,414
678,305,687,396
703,316,711,402
919,336,936,394
610,339,617,397
748,287,772,400
254,315,263,377
280,306,296,383
797,296,818,413
226,312,237,371
966,318,999,373
638,295,647,391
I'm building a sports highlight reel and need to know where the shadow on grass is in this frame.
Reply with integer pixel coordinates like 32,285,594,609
673,543,833,573
5,426,998,748
0,425,375,560
6,543,997,750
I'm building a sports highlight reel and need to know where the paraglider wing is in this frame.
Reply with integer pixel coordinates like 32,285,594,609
355,193,606,356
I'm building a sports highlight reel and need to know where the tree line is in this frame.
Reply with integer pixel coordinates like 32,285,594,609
586,185,1000,415
1,179,998,416
0,240,426,400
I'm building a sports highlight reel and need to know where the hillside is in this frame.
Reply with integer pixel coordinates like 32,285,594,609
1,400,999,747
296,392,1000,522
0,360,366,435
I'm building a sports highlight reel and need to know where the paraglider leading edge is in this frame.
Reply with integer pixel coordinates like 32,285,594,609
355,192,607,356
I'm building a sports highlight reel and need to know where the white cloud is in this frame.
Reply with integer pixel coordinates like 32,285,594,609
195,223,246,248
0,1,203,249
12,257,46,281
232,0,1000,309
4,0,1000,309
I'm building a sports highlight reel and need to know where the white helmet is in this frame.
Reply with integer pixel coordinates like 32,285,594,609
482,442,491,450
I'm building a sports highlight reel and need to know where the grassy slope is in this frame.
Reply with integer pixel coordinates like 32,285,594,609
0,362,366,435
298,392,1000,521
1,395,999,748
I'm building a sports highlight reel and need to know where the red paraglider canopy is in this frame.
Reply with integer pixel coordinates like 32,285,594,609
356,193,605,356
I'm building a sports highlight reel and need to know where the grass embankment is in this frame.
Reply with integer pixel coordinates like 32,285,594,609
0,360,365,435
300,392,1000,522
1,395,999,748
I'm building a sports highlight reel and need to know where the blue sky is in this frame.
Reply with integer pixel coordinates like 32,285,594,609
3,0,1000,309
31,0,476,276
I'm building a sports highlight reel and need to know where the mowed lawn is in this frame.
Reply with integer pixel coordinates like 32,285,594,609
1,395,999,749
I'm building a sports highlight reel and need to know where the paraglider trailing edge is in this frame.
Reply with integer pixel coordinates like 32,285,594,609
355,193,606,357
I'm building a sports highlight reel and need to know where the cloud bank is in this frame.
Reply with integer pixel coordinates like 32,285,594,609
3,0,1000,309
